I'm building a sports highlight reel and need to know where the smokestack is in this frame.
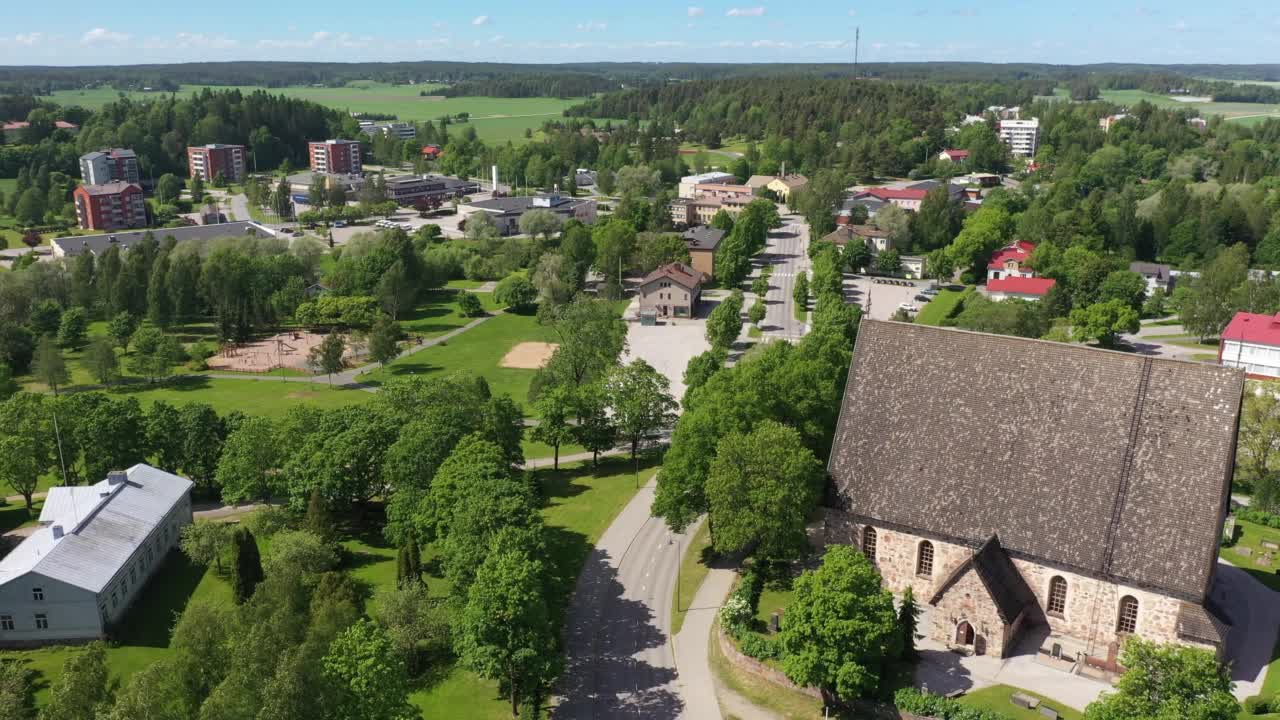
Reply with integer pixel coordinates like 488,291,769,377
492,165,499,192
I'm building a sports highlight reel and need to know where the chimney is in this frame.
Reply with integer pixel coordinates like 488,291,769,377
52,525,64,539
492,164,499,192
107,470,127,485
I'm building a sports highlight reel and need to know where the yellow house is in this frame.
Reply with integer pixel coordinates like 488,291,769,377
766,174,809,200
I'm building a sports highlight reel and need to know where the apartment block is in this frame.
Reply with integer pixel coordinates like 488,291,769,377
80,149,140,186
998,118,1040,157
73,182,147,231
186,144,247,182
309,139,363,175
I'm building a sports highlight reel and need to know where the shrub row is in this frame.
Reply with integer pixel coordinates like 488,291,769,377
893,688,1015,720
1244,694,1279,715
1237,508,1280,530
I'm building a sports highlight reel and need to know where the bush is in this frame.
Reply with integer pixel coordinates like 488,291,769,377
1244,695,1276,715
719,592,753,631
894,688,1015,720
1238,508,1280,529
246,506,296,538
737,633,779,660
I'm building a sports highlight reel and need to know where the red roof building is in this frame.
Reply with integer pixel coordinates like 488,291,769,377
1220,312,1280,378
421,144,442,159
985,276,1055,301
987,240,1037,280
939,149,971,162
856,187,929,211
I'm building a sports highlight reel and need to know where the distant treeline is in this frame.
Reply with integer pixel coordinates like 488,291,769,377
2,60,1279,97
437,74,620,98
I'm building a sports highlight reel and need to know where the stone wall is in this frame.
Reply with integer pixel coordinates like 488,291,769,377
716,625,821,699
929,563,1013,657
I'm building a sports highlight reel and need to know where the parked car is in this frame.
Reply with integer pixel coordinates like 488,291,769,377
898,302,919,313
333,220,347,228
915,294,932,303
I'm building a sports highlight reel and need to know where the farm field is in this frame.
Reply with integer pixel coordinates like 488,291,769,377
1098,88,1280,124
48,83,587,145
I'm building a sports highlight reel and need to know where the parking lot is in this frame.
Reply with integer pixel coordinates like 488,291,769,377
305,191,490,246
845,275,935,321
620,296,711,405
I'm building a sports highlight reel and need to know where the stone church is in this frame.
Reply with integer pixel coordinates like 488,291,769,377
825,320,1242,670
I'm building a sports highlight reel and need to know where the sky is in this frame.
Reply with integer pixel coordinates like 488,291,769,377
3,1,1279,67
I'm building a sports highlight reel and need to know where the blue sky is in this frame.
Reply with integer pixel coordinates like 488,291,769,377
3,1,1279,66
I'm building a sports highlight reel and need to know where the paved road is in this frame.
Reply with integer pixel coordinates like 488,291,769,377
555,475,691,719
756,211,812,342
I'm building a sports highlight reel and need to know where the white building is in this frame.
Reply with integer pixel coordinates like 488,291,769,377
0,465,193,646
361,122,417,140
1130,261,1175,296
678,172,736,199
79,149,140,186
999,118,1040,157
1220,312,1280,379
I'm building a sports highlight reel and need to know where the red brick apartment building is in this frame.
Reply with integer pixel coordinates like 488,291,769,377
186,144,247,182
73,182,147,231
309,139,363,174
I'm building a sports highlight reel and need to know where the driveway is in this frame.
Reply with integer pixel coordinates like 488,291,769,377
554,475,690,719
621,298,711,405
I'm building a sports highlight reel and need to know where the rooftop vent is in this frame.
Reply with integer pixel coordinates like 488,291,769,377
107,470,127,485
52,525,64,539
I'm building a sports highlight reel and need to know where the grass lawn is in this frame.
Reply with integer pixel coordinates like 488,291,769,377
916,287,972,326
1143,333,1220,352
957,685,1083,720
106,376,374,417
671,520,712,635
1223,518,1280,592
398,289,501,339
0,498,43,533
1098,89,1280,123
707,619,825,719
359,310,553,401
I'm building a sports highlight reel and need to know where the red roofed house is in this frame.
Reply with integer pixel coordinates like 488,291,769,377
986,276,1056,301
857,187,929,212
421,144,442,159
938,149,970,163
1220,312,1280,379
987,240,1037,280
637,262,705,319
3,120,79,142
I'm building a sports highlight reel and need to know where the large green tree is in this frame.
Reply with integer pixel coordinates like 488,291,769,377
1083,638,1237,720
706,290,745,350
322,620,416,720
605,359,678,461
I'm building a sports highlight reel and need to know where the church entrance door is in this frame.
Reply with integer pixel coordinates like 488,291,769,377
955,621,975,646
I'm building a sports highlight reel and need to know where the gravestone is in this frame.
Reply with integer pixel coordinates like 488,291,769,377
1263,541,1279,551
770,612,781,633
1039,706,1059,719
1236,546,1253,557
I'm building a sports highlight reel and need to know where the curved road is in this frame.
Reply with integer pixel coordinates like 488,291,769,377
555,477,693,719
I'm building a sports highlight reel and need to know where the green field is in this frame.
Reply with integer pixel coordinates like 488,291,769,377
1098,88,1280,124
48,83,585,145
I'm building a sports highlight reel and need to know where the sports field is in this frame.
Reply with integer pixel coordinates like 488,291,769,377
48,82,586,144
1098,88,1280,124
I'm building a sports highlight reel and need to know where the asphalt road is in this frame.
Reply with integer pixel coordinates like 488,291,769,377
555,477,691,719
758,212,812,342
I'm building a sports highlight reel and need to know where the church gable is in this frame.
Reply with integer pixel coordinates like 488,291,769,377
928,536,1036,626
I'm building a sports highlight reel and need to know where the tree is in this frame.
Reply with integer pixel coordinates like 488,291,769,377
1098,270,1148,312
215,416,282,504
396,533,422,587
538,296,628,391
0,364,16,402
129,327,183,383
464,210,500,241
304,487,336,543
323,620,416,720
56,307,88,349
14,187,45,225
911,185,965,252
1181,243,1249,341
307,333,347,385
458,292,485,317
190,174,205,205
0,436,45,516
897,587,919,661
1083,638,1237,720
574,383,617,467
156,174,182,205
530,384,577,470
32,335,69,395
875,248,902,276
272,176,293,220
39,641,112,720
605,359,678,462
230,527,264,603
751,275,769,298
265,529,339,579
494,275,537,313
682,348,726,400
180,522,233,573
29,300,62,337
178,403,225,489
792,271,810,311
779,545,901,704
517,208,562,242
748,298,766,327
375,260,415,320
371,583,451,677
706,290,745,350
593,220,637,299
926,248,955,285
0,659,28,720
367,315,402,369
83,336,120,384
706,421,823,558
1070,299,1140,348
308,175,328,208
457,538,560,718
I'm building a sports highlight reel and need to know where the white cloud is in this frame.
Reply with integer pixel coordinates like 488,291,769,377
641,40,686,47
256,31,371,50
726,7,765,17
14,33,45,46
688,7,705,17
751,39,792,48
489,34,506,43
576,21,608,32
719,40,746,47
81,27,130,45
472,15,490,26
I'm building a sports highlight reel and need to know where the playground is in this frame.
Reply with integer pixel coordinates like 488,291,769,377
206,331,346,373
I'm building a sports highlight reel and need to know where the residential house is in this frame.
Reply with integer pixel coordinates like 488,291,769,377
637,262,704,319
987,240,1037,280
1130,261,1175,296
837,194,887,223
0,465,193,646
1220,312,1280,379
678,172,736,199
826,320,1240,663
822,225,893,254
745,175,775,192
73,182,147,231
682,226,725,277
696,183,754,203
766,175,809,200
2,120,78,142
985,276,1056,301
50,221,277,258
186,144,246,182
421,144,442,160
80,149,140,186
1099,114,1129,132
574,169,597,187
938,149,970,163
309,139,363,175
461,192,596,236
999,118,1041,157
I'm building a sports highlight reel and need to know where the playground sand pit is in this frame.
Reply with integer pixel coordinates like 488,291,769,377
499,342,558,369
207,331,345,373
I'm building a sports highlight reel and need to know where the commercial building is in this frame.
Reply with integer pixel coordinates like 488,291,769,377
461,192,596,236
678,172,736,199
1220,312,1280,379
51,221,277,258
0,465,193,646
309,139,363,175
80,149,140,186
360,122,417,140
827,320,1240,664
186,144,247,182
682,226,725,278
999,118,1041,157
383,174,480,205
73,182,147,231
637,262,705,319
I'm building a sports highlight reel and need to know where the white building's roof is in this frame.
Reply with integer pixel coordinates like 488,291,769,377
680,172,735,184
0,465,192,593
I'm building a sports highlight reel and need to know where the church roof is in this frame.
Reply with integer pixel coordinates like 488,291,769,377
928,535,1036,625
828,320,1243,602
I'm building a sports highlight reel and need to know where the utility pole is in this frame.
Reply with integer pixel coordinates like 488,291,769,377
854,26,860,80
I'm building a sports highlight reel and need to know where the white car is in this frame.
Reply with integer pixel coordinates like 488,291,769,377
898,302,919,314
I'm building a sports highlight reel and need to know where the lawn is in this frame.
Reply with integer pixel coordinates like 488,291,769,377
103,376,373,417
707,618,825,719
398,289,501,339
915,287,972,326
672,520,713,636
48,84,585,145
1223,518,1280,592
957,685,1083,720
1098,89,1280,123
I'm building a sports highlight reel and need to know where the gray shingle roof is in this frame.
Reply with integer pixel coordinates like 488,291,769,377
0,465,192,593
682,226,725,251
829,320,1243,601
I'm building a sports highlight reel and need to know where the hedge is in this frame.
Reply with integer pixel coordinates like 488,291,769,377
894,688,1015,720
1238,508,1280,530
